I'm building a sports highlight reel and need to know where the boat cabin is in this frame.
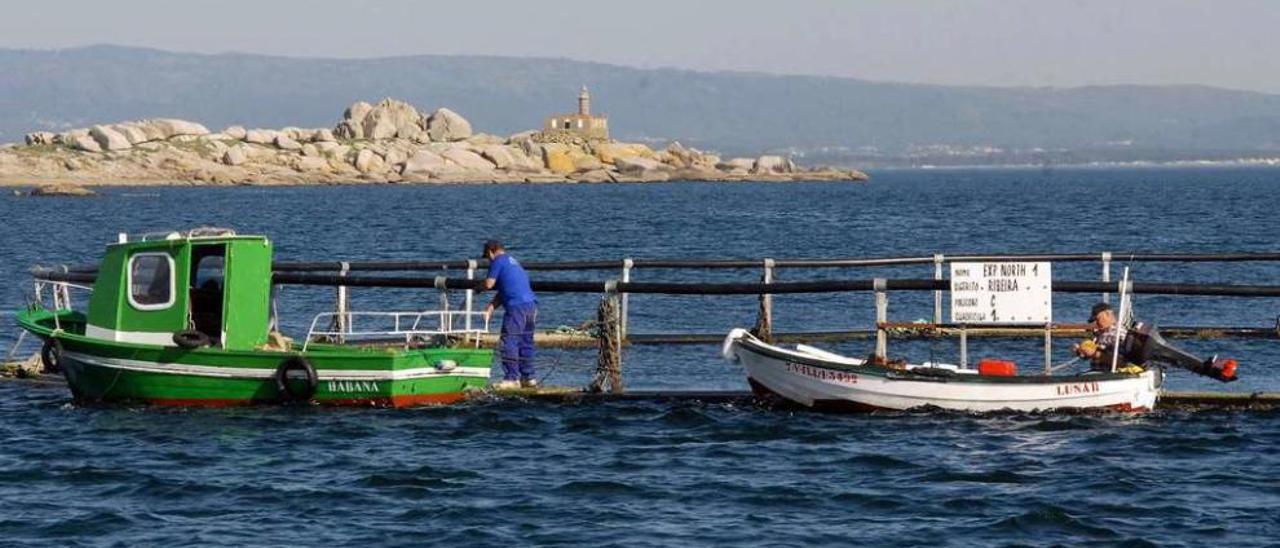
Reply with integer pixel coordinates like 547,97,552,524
84,229,273,350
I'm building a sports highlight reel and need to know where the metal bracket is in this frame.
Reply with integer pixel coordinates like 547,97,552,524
620,258,634,338
1101,252,1112,304
762,258,775,293
932,254,944,324
464,259,479,333
332,261,352,341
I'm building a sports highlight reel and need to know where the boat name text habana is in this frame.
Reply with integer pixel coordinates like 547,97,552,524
327,380,381,393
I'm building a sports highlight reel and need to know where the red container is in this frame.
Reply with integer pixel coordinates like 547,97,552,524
978,359,1017,377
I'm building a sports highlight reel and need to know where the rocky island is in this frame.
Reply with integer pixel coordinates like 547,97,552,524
0,97,867,188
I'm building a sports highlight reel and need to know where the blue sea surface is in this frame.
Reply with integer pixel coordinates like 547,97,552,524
2,167,1280,546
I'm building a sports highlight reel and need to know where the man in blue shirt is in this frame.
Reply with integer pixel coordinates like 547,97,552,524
480,240,538,389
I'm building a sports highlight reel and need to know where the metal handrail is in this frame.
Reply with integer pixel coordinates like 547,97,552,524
130,227,237,243
32,280,93,309
31,279,93,331
30,250,1280,350
271,274,1280,297
40,251,1280,277
302,310,490,351
272,251,1280,272
33,280,94,296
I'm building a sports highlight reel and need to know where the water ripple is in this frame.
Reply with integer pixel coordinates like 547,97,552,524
3,172,1280,545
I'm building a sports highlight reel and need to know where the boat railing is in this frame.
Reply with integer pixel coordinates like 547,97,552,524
28,278,93,333
302,310,490,351
32,279,93,309
123,227,238,243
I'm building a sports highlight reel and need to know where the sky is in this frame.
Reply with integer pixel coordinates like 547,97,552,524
2,0,1278,94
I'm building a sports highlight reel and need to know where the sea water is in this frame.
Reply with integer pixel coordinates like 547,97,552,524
1,167,1278,546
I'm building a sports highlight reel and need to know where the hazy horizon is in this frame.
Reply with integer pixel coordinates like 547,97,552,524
12,42,1280,97
2,0,1278,94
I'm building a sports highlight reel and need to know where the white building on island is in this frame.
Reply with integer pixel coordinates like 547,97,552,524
544,86,609,141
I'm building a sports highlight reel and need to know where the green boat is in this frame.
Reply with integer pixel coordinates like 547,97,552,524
15,229,493,407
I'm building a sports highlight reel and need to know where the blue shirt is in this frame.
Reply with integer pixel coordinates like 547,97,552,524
487,254,536,308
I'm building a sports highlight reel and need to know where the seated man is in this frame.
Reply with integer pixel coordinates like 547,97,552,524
1073,301,1237,381
1072,302,1143,373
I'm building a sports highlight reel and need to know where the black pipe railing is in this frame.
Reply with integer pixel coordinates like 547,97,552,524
34,266,1280,298
40,251,1280,277
29,271,97,284
266,273,1280,298
274,252,1280,272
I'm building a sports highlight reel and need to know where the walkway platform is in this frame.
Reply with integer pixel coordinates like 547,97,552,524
7,371,1277,410
501,387,1280,410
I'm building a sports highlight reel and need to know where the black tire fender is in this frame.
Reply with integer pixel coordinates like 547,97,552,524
173,330,212,349
274,356,318,403
40,337,64,374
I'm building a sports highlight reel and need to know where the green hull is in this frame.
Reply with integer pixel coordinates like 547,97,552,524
19,309,493,407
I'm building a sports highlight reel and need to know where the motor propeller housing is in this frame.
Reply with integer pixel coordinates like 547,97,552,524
1124,322,1238,383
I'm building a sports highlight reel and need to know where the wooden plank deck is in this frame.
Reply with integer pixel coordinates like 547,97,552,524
1159,391,1280,409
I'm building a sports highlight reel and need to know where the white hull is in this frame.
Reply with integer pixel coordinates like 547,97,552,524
722,329,1161,413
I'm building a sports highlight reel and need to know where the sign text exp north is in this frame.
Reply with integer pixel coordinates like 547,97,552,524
950,261,1052,324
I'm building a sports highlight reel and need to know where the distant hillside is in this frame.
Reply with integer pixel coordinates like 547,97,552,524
2,45,1280,159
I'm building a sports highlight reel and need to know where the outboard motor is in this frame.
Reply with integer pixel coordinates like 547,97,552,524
1123,322,1238,382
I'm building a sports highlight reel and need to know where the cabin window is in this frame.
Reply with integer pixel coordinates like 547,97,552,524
128,252,175,310
564,121,571,129
193,255,224,292
576,119,584,129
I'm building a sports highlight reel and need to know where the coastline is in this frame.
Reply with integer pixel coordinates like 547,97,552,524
9,157,1278,190
0,98,868,189
0,170,865,188
9,162,1278,190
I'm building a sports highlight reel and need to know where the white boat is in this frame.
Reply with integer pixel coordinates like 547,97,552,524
721,329,1162,413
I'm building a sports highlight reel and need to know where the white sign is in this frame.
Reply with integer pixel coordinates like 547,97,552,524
950,262,1052,324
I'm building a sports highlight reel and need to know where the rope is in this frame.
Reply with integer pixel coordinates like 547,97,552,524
589,294,623,393
1048,356,1083,374
3,330,29,364
92,368,124,403
536,321,601,385
483,315,605,391
750,292,772,342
